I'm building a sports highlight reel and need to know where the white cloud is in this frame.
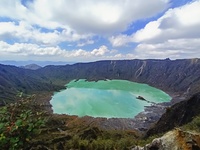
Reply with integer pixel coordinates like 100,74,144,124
0,0,199,61
0,0,169,35
134,21,162,43
91,45,109,56
110,0,200,45
134,39,200,59
109,35,133,47
77,40,94,47
109,20,163,47
0,41,119,61
136,0,200,43
0,41,65,56
109,0,200,59
0,21,92,46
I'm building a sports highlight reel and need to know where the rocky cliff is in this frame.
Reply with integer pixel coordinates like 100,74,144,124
1,58,200,125
0,64,63,103
1,58,200,102
146,92,200,136
133,129,200,150
37,58,200,96
1,59,200,149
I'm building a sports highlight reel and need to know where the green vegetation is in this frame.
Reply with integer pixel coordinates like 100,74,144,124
0,96,144,149
64,135,136,150
0,96,47,149
32,118,140,149
182,115,200,132
0,95,200,149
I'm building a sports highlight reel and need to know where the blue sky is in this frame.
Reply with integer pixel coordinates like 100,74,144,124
0,0,199,62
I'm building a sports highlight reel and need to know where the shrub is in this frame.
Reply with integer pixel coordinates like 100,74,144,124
182,115,200,132
0,97,47,149
78,140,89,149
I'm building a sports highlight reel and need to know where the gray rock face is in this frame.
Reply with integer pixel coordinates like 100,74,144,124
146,93,200,136
132,129,200,150
2,58,200,102
1,59,200,131
38,58,200,96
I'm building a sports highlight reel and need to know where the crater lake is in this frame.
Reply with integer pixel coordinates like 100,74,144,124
50,79,171,118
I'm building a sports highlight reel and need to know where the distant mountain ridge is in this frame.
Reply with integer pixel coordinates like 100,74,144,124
1,58,200,148
0,64,64,103
0,60,75,67
37,58,200,96
20,64,42,70
1,58,200,103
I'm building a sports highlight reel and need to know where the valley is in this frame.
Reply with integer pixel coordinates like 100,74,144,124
0,58,200,149
50,79,171,118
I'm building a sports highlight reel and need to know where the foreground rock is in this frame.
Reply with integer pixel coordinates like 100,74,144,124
132,129,200,150
146,92,200,136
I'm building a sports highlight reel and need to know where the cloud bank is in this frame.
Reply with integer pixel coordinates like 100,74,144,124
110,0,200,59
0,0,199,62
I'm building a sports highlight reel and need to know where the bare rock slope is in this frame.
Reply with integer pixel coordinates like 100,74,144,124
133,129,200,150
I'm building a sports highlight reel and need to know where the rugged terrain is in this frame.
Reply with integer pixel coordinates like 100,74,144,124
1,58,200,129
1,58,200,101
0,64,63,104
36,58,200,96
133,128,200,150
146,92,200,136
1,58,200,149
20,64,42,70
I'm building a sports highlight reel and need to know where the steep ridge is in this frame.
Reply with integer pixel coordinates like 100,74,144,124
146,92,200,136
1,59,200,149
133,129,200,150
1,58,200,107
20,64,42,70
37,59,200,96
35,59,200,131
0,64,64,104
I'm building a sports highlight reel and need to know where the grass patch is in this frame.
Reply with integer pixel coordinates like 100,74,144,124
182,115,200,132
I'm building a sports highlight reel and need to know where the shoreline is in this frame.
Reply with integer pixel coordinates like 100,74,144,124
132,92,186,131
38,80,188,132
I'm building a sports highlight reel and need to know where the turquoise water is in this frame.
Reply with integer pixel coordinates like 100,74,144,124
50,79,171,118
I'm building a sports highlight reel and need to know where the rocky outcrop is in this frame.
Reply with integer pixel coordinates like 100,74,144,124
38,59,200,96
2,59,200,102
0,64,64,103
1,59,200,131
146,92,200,136
133,129,200,150
136,96,146,100
1,59,200,149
